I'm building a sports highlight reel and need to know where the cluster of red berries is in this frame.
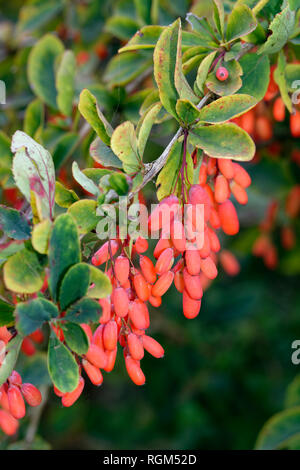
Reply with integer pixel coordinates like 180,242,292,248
0,327,42,436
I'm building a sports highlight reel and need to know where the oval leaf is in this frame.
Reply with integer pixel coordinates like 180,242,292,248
197,94,257,124
48,334,79,393
63,323,89,356
59,263,90,311
15,298,58,337
3,248,45,294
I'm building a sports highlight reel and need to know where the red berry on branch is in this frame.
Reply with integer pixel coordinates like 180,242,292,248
216,66,229,81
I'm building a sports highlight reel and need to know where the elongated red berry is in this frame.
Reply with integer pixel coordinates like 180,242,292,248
113,287,129,317
273,97,285,122
217,159,235,179
9,371,22,386
148,196,179,232
185,249,201,275
140,256,156,284
0,327,12,344
128,333,144,361
133,273,150,301
7,385,26,419
99,297,111,324
82,359,103,386
174,271,185,293
231,181,248,205
216,66,228,81
153,238,172,258
142,335,164,358
0,409,19,435
85,344,107,369
151,271,174,297
233,163,251,188
29,329,44,344
149,295,162,307
200,256,218,280
0,385,10,411
114,256,130,285
62,377,85,407
155,248,174,275
208,228,220,252
182,290,201,319
135,237,148,253
129,300,150,330
183,269,203,300
218,200,239,235
21,337,36,356
188,185,211,222
171,220,186,252
104,347,118,372
103,320,118,351
92,240,119,266
125,356,145,386
21,383,42,407
215,175,230,203
219,250,240,276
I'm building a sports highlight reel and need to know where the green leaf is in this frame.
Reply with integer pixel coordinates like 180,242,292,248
32,219,52,254
258,6,295,55
206,60,243,96
64,297,101,323
24,99,44,138
28,34,64,109
56,50,76,117
15,298,58,337
55,182,79,208
119,25,163,52
68,199,99,234
156,140,182,201
3,248,45,294
274,51,293,113
48,213,80,302
137,102,161,156
0,205,31,240
83,168,111,185
286,64,300,91
48,333,79,393
0,300,14,327
52,133,78,169
285,375,300,409
185,13,218,45
289,0,300,10
109,173,130,196
111,122,141,174
176,99,200,125
153,19,180,119
104,51,152,87
226,4,257,43
255,407,300,450
59,263,90,311
238,53,270,101
11,131,55,221
63,323,89,356
191,123,255,161
105,16,140,40
20,352,51,387
0,336,22,387
87,265,112,299
196,51,217,95
197,94,257,124
72,162,100,197
78,89,112,146
90,137,123,169
17,0,64,33
213,0,225,38
174,20,198,105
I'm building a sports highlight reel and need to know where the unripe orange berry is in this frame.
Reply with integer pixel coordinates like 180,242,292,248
62,377,85,407
233,163,251,188
92,240,119,266
183,269,203,300
182,290,201,319
128,333,144,360
215,175,230,203
135,236,148,253
21,383,42,407
218,200,239,235
217,158,235,179
155,248,174,275
200,256,218,280
133,272,150,301
0,409,19,435
142,335,164,358
103,320,118,351
114,256,130,285
273,97,285,122
85,344,107,369
231,181,248,205
140,256,156,284
82,359,103,386
8,385,26,419
151,271,174,297
125,356,145,386
113,287,129,317
219,250,240,276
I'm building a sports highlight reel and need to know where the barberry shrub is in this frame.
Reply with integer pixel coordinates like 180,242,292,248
0,0,299,448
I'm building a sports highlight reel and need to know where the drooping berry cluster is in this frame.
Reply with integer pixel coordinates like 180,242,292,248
0,327,42,436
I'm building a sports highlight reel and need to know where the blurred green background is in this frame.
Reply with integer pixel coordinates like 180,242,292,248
0,0,299,450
